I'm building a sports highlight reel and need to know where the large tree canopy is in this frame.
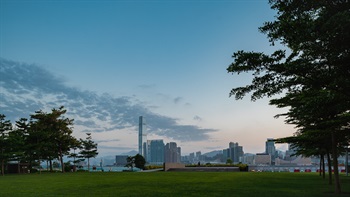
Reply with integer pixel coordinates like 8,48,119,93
228,1,350,100
227,0,350,194
30,106,76,173
0,107,95,174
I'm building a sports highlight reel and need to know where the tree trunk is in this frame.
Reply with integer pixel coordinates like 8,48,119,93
59,149,64,173
319,155,323,177
322,155,325,179
327,152,332,185
49,160,53,172
38,156,41,174
1,159,4,176
60,155,64,173
57,144,65,173
88,158,90,172
331,132,341,194
29,157,32,173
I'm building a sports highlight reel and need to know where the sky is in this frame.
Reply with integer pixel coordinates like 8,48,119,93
0,0,294,156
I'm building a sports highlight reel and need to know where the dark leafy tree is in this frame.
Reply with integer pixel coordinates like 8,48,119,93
79,133,98,171
275,130,332,183
125,156,135,171
30,106,76,173
134,154,146,170
272,88,350,186
26,117,50,172
125,154,146,171
0,114,12,176
6,118,28,174
68,138,83,171
227,0,350,194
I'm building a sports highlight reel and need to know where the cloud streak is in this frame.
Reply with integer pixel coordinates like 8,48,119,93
0,58,217,142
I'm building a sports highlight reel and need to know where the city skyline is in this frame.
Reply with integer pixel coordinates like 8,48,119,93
1,0,294,156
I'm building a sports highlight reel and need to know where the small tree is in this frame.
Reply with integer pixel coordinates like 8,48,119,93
125,156,135,171
79,133,98,172
29,106,76,173
68,138,83,172
134,154,146,170
125,154,146,171
0,114,12,176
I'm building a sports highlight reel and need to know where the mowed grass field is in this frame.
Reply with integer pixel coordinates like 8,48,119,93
0,172,349,197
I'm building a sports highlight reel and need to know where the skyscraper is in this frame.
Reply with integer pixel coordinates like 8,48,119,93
265,138,276,160
164,142,181,163
229,142,244,163
149,139,164,164
138,116,143,156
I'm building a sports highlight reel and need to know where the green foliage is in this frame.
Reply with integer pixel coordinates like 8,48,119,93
227,0,350,194
79,133,98,171
144,165,163,170
29,106,77,173
125,154,146,170
226,158,233,164
64,162,71,172
0,114,13,176
0,107,89,175
134,154,146,170
236,163,248,172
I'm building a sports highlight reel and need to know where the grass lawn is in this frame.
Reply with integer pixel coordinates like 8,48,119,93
0,172,349,197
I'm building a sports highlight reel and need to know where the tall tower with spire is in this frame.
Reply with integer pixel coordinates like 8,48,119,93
138,116,143,156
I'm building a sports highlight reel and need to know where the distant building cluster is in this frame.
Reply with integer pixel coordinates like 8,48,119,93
112,117,348,171
222,142,244,163
115,116,182,166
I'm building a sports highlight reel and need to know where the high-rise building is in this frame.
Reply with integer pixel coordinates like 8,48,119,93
176,147,181,163
223,148,229,162
229,142,244,163
149,139,164,164
139,116,146,156
164,142,181,163
265,138,276,160
189,152,195,163
143,140,151,162
196,151,202,160
285,143,297,161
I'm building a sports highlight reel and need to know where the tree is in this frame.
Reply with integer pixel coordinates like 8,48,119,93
0,114,12,176
272,89,350,186
125,154,146,171
30,106,76,173
275,130,333,183
6,118,28,174
227,0,350,194
68,138,83,172
79,133,98,172
133,154,146,170
125,156,135,171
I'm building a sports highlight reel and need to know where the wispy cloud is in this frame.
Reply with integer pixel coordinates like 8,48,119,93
0,58,217,142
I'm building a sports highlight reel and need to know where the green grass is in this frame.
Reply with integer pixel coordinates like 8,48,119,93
0,172,349,196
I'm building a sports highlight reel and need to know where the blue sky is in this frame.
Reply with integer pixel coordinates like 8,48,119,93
1,0,293,155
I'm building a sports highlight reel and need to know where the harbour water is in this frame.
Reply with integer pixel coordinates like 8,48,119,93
83,166,141,172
